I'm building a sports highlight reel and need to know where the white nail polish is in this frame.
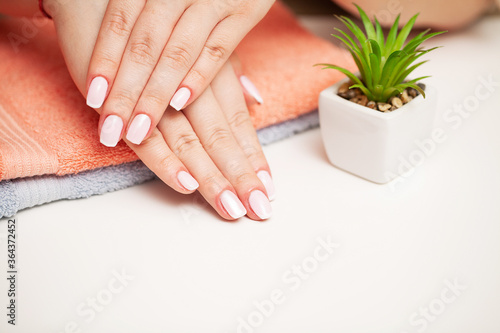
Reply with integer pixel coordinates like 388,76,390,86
220,190,247,219
100,115,123,147
257,170,276,201
87,76,108,109
170,87,191,111
126,114,151,145
249,190,272,220
177,171,199,191
240,75,264,104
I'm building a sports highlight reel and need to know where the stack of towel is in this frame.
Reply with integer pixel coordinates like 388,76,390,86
0,2,354,218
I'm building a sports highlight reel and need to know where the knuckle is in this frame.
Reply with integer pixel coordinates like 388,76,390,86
227,109,250,130
203,42,227,64
110,90,137,110
204,127,233,151
246,147,264,163
233,171,253,187
95,53,120,70
172,133,201,156
142,90,167,109
155,152,178,173
128,38,156,66
241,142,263,162
105,10,131,37
162,43,192,69
187,67,208,86
200,172,225,192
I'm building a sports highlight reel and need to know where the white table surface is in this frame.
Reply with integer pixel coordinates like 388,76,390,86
1,15,500,333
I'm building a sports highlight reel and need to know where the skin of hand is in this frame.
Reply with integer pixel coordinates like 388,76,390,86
332,0,495,30
45,0,275,220
82,0,275,147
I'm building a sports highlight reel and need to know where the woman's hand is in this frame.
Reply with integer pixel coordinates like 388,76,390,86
134,61,274,220
83,0,273,147
48,0,275,220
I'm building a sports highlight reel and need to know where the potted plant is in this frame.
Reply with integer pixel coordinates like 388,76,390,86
316,5,445,183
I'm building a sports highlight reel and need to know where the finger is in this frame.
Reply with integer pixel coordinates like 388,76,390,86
176,14,262,110
157,108,247,220
86,0,145,109
126,128,199,194
228,54,261,106
212,61,275,200
98,0,186,147
228,53,243,77
126,3,220,145
183,86,272,220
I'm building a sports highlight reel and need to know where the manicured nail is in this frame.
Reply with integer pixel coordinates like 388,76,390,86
240,75,263,104
126,114,151,145
177,171,199,191
249,190,272,220
87,76,108,109
170,87,191,111
220,190,247,219
257,170,276,201
100,115,123,147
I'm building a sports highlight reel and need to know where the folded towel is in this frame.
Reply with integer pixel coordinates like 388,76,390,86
0,111,319,218
0,2,353,182
0,161,155,218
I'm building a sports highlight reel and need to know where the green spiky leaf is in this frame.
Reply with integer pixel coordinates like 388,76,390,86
315,4,446,103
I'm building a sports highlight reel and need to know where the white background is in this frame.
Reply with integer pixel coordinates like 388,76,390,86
1,14,500,333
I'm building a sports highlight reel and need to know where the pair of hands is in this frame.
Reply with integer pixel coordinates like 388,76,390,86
46,0,275,220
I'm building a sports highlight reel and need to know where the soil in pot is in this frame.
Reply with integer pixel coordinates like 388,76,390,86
337,81,426,113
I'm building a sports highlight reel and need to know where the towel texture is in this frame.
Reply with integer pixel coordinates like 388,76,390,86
0,162,155,218
0,2,353,182
0,111,320,218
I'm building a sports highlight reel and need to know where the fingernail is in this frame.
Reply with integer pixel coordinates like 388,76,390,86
257,170,276,201
170,87,191,111
100,115,123,147
220,190,247,219
87,76,108,109
240,75,263,104
177,171,199,191
249,190,272,220
126,114,151,145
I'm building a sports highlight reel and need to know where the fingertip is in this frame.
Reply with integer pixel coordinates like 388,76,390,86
126,114,152,145
239,75,264,105
170,87,192,111
257,170,276,201
220,190,247,219
229,53,243,76
100,115,123,147
177,170,200,191
248,190,272,220
87,76,109,109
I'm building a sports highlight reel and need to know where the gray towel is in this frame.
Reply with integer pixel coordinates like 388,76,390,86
0,111,319,218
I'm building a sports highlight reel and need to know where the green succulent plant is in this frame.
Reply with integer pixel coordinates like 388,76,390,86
316,5,446,103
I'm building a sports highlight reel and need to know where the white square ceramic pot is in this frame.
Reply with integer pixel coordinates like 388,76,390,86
318,78,437,184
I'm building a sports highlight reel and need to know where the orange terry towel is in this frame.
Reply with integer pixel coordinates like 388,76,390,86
0,2,355,182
